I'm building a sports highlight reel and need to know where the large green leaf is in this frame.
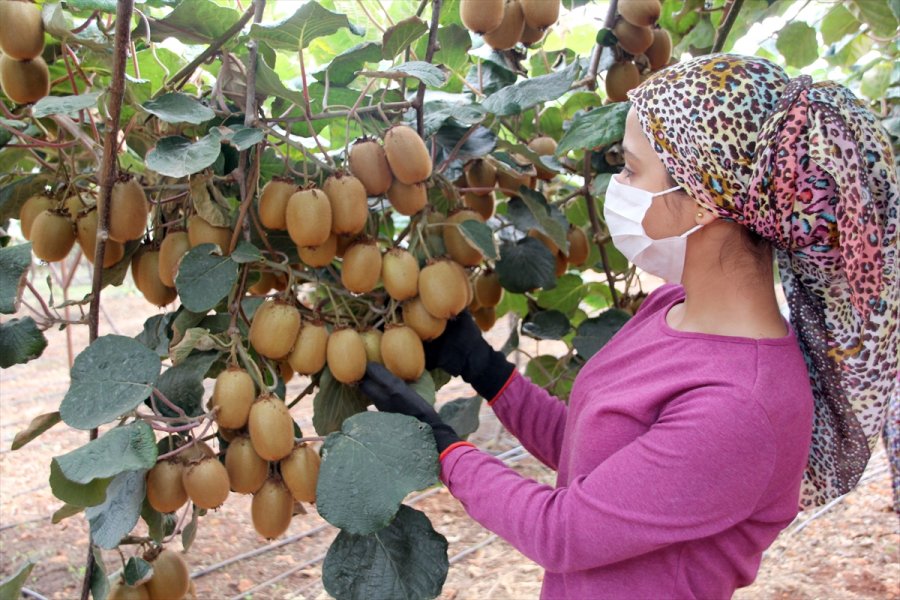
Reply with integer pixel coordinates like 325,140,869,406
54,422,157,485
254,54,307,107
820,4,860,45
156,351,220,417
422,101,486,137
59,335,161,430
382,16,428,59
175,244,239,312
482,60,580,117
0,317,47,368
849,0,899,38
312,367,369,436
458,220,498,260
556,101,630,155
572,309,631,359
249,1,364,51
523,309,571,340
149,0,241,44
0,562,35,600
417,24,471,77
536,274,588,316
85,470,147,549
48,461,111,507
0,243,32,314
495,238,557,294
145,134,222,178
32,92,102,118
438,396,482,439
323,505,449,600
378,62,449,88
142,93,215,125
317,412,439,535
519,189,569,254
775,22,818,69
0,175,50,222
313,41,383,86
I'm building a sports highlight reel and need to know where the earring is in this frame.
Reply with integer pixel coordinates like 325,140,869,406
696,211,703,219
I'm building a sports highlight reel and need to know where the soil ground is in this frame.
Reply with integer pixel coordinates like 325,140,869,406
1,275,898,600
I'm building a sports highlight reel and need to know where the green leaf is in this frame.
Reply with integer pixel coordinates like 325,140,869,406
313,367,369,435
48,461,111,507
149,0,241,44
482,61,580,117
557,101,630,155
422,101,486,137
0,561,35,600
420,24,472,77
175,244,239,312
66,0,117,12
495,238,557,294
409,371,437,406
376,62,450,88
51,503,84,524
136,313,173,358
314,41,383,86
182,505,201,551
249,1,364,51
142,499,176,543
89,547,108,600
861,62,893,100
458,220,498,260
820,4,859,45
12,411,61,451
0,316,46,368
142,93,215,125
438,396,482,439
123,557,153,587
145,134,222,178
254,54,307,108
525,354,567,390
536,274,587,316
85,470,147,549
230,240,263,264
317,412,439,535
60,335,161,429
323,505,449,600
520,189,569,254
156,351,220,417
573,309,631,359
775,22,818,69
32,92,102,118
54,422,158,484
849,0,899,38
382,16,429,59
42,3,107,51
0,243,32,314
522,310,571,340
216,125,265,151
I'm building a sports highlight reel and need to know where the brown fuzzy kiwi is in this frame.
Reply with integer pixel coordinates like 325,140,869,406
146,459,188,514
326,328,367,384
605,61,641,102
618,0,661,27
287,321,329,375
76,210,125,268
348,138,393,196
251,477,294,539
613,19,653,55
108,580,150,600
286,188,332,247
137,250,177,307
323,174,368,235
248,393,295,461
63,195,85,220
145,550,190,600
109,178,149,243
495,158,534,194
474,269,503,307
249,271,276,295
360,329,383,363
298,233,338,268
566,226,590,266
381,325,425,381
645,28,672,71
520,22,545,46
225,435,267,494
340,240,382,294
528,228,561,255
30,210,75,262
527,136,558,180
460,0,505,34
258,179,296,230
463,191,495,221
386,180,427,216
177,440,215,464
158,231,191,287
554,250,567,276
187,214,232,253
182,457,230,509
249,300,302,359
464,159,497,192
521,0,560,30
419,259,469,319
19,195,52,240
212,366,255,429
483,0,526,50
473,306,498,331
382,248,419,301
383,125,433,185
402,297,447,341
280,443,321,503
0,55,48,104
444,210,485,267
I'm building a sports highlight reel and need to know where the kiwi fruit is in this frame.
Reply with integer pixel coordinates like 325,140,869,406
527,136,558,180
177,440,215,464
521,0,560,30
381,325,425,381
386,180,427,216
280,443,321,503
402,297,447,341
298,233,338,268
157,231,190,287
286,188,332,247
108,580,150,600
419,260,469,319
64,195,85,220
145,550,190,600
249,271,282,295
444,210,485,267
382,248,419,301
464,159,497,192
554,250,567,276
187,214,232,254
618,0,661,27
348,138,393,196
136,250,177,307
326,328,367,384
278,360,294,384
483,0,526,50
463,191,495,221
19,195,52,240
605,60,641,102
182,457,230,509
76,210,125,268
341,240,382,294
383,125,432,185
360,329,383,363
248,393,295,462
473,306,498,331
287,321,329,375
252,477,294,539
460,0,505,34
146,460,188,514
0,55,48,104
258,179,296,230
109,178,149,243
30,210,75,262
212,366,255,429
528,228,560,255
520,22,545,46
613,18,653,55
323,173,368,235
249,300,302,359
645,28,672,71
566,226,590,266
474,270,503,307
495,157,534,194
224,435,268,494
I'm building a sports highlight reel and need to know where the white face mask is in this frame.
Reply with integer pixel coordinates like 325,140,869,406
603,176,703,283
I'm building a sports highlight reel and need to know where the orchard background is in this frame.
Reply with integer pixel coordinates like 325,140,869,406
0,0,897,599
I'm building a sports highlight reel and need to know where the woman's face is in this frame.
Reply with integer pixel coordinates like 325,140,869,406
617,108,699,239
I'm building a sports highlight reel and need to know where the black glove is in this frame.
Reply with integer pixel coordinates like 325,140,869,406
359,363,461,453
423,311,515,400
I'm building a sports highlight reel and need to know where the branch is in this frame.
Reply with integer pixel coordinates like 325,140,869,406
712,0,744,53
260,101,411,124
572,0,618,90
414,0,442,137
582,153,619,308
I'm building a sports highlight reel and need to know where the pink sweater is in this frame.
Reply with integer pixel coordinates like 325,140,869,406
439,284,814,599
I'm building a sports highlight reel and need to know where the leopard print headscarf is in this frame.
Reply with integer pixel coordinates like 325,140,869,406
628,54,899,508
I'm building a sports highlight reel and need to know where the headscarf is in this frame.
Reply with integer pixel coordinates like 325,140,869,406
628,54,899,508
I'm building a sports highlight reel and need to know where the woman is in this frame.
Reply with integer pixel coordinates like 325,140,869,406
360,54,898,598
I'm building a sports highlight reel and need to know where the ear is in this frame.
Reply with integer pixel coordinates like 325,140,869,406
694,205,718,226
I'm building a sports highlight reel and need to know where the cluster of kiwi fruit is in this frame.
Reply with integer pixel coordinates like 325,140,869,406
460,0,561,50
108,548,194,600
606,0,672,102
0,0,50,104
